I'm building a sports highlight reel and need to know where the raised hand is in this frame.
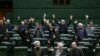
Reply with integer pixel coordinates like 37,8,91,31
74,20,78,24
85,14,89,19
17,16,20,20
43,18,46,22
70,15,73,20
43,13,46,18
46,19,49,24
26,39,30,42
32,18,35,21
52,14,56,19
3,16,6,21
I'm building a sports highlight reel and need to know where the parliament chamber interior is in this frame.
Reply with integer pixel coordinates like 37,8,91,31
0,0,100,56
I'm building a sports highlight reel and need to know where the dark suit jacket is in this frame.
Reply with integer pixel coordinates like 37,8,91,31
69,48,84,56
0,24,6,34
0,24,6,43
21,29,33,46
73,23,87,41
47,27,60,48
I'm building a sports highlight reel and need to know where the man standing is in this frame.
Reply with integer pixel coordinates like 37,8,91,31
53,14,72,34
74,21,87,41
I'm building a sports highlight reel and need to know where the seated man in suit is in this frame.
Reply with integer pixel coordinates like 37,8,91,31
69,42,84,56
51,42,67,56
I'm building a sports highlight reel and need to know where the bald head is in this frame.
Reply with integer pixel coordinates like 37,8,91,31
78,23,83,28
71,42,77,48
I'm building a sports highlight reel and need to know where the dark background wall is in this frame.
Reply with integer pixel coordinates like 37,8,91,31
5,0,100,24
0,0,12,20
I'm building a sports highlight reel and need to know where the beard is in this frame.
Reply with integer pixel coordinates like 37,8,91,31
35,47,40,50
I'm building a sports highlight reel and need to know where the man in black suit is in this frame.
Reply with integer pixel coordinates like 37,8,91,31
21,29,33,47
53,14,72,34
69,42,84,56
48,23,60,47
51,42,67,56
